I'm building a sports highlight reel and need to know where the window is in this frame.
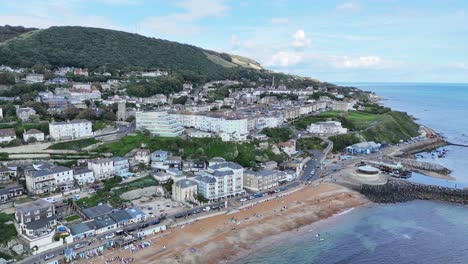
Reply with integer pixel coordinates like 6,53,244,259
34,210,40,215
26,218,31,223
35,216,40,220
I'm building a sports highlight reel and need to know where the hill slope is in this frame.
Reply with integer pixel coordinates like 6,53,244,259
0,25,36,43
0,26,261,79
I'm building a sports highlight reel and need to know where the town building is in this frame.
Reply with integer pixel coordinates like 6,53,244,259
15,200,58,251
243,170,288,191
0,166,16,182
134,148,150,164
307,121,348,136
87,158,114,180
16,107,37,122
112,157,130,177
278,139,297,156
23,129,45,142
136,111,184,137
0,185,23,203
49,120,93,141
73,168,95,185
332,101,354,112
172,179,198,202
194,162,244,200
25,165,74,194
345,141,381,155
25,74,44,84
0,128,17,144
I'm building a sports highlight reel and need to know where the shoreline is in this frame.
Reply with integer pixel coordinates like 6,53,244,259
82,183,369,264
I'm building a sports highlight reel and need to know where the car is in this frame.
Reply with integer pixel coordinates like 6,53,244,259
147,207,153,210
116,230,124,236
87,189,96,194
140,223,149,228
105,233,115,239
44,253,55,260
151,219,161,225
240,198,247,202
248,195,255,200
202,206,211,212
74,243,84,250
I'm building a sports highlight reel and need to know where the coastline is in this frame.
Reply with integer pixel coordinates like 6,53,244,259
83,183,369,264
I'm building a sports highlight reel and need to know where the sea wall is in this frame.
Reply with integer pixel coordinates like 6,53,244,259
360,179,468,204
396,137,447,156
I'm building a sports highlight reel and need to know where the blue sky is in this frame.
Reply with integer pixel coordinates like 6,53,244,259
1,0,468,83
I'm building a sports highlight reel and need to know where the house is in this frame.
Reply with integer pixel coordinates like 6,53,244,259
23,129,45,142
166,168,184,182
73,168,95,185
208,157,226,166
151,150,168,162
109,210,132,227
124,207,147,223
345,141,381,155
87,158,114,180
25,74,44,84
262,161,278,170
70,222,95,241
112,157,130,177
15,200,56,239
181,159,205,172
172,179,198,202
278,139,296,156
0,166,16,182
82,204,114,220
85,216,117,235
151,170,170,183
134,149,150,164
25,165,74,194
16,107,37,122
0,128,16,143
0,185,24,203
49,119,93,141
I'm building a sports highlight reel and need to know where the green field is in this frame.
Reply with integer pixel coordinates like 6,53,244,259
95,133,285,167
293,109,419,152
48,138,99,151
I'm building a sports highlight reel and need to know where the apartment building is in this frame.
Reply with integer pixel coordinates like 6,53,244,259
243,170,288,191
49,119,93,140
136,111,184,137
194,162,244,200
15,200,56,238
172,179,198,202
112,157,130,176
25,166,74,194
308,121,348,136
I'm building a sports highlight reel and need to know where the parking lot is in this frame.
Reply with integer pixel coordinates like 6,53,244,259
132,197,185,218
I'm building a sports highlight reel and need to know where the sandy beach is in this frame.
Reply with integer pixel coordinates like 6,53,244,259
85,183,369,264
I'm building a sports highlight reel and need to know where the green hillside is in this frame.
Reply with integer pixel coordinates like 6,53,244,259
0,25,36,43
0,26,259,79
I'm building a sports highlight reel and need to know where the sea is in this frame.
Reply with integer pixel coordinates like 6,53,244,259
237,83,468,264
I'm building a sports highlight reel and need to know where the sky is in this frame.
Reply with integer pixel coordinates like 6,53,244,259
1,0,468,83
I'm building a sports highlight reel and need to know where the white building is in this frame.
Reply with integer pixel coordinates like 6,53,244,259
332,101,353,112
87,158,114,180
172,113,248,139
49,119,93,140
25,166,74,194
307,121,348,136
136,111,184,137
74,168,95,185
16,107,37,122
134,148,151,164
0,128,16,143
193,162,244,200
172,179,198,202
23,129,45,142
25,74,44,84
277,139,297,156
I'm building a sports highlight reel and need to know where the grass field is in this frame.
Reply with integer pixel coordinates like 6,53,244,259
48,138,99,151
64,214,80,222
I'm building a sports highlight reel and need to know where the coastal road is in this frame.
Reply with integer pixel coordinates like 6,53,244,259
300,150,323,182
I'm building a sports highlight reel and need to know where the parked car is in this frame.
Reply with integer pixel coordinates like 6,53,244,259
44,253,55,260
240,198,247,202
105,233,115,239
202,206,211,212
140,223,149,228
74,243,84,250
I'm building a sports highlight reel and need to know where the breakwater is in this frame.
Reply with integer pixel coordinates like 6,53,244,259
360,179,468,204
394,137,447,156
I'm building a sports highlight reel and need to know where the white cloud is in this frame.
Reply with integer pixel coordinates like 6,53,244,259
448,62,468,70
270,17,289,25
139,0,227,36
267,51,303,67
330,56,385,69
292,29,311,48
336,2,360,11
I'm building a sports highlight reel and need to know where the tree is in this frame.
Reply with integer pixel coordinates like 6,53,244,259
0,72,15,85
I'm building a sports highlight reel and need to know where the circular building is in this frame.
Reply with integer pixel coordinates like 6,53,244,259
357,165,380,175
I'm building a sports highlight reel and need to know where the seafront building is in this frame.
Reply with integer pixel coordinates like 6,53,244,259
136,111,184,137
194,162,244,200
308,121,348,136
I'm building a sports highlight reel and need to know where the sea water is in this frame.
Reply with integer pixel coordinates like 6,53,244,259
237,83,468,264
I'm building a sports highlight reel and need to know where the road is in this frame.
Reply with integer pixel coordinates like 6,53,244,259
300,150,323,182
